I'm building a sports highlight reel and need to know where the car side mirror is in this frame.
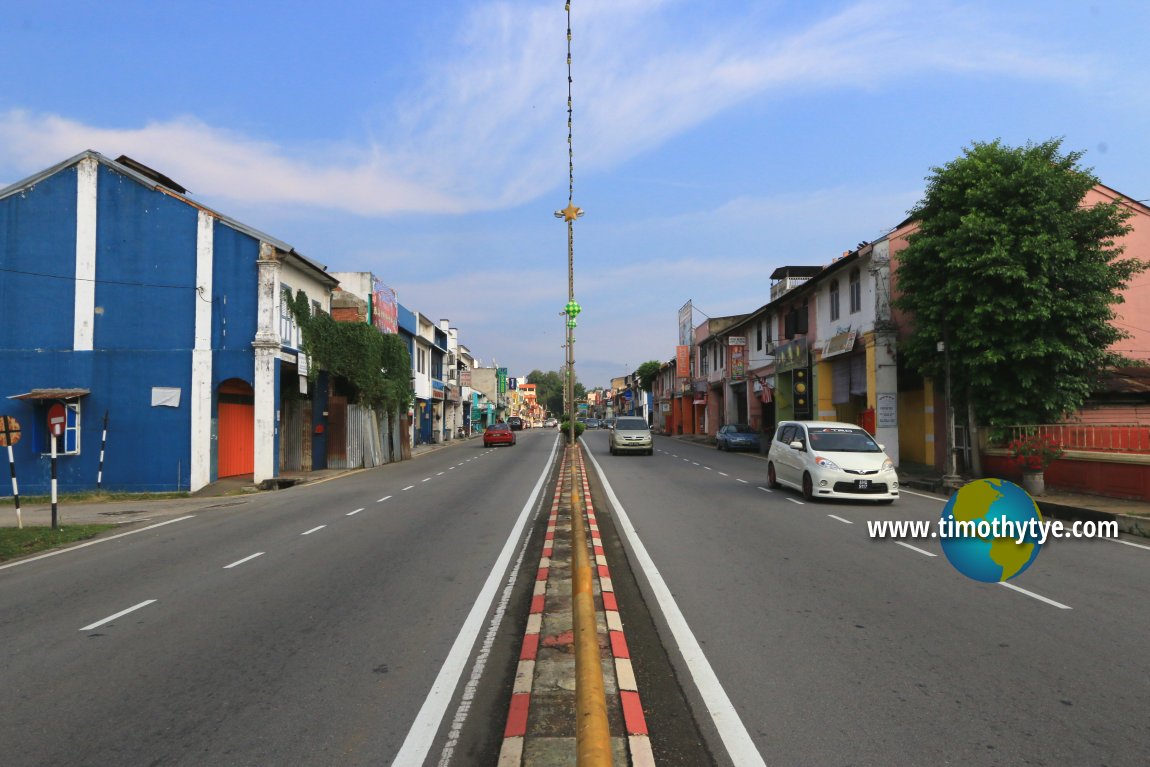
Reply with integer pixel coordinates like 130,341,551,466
878,443,885,451
789,440,804,450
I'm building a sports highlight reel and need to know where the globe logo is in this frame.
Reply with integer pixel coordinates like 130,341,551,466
939,479,1043,582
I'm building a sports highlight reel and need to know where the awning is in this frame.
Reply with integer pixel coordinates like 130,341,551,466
8,388,91,401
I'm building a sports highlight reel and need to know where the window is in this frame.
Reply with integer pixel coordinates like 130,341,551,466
280,282,297,346
756,323,763,351
36,401,81,455
829,279,840,321
849,269,861,314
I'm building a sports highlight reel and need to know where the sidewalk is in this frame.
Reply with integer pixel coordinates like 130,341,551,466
0,438,460,529
667,434,1150,539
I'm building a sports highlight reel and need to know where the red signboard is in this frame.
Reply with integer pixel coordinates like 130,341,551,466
47,403,66,437
677,345,690,378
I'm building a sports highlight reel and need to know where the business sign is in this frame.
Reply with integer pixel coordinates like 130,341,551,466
822,328,858,359
676,345,690,379
727,336,747,346
432,380,445,400
877,392,898,428
729,343,746,381
774,337,809,373
678,301,693,346
371,278,399,335
497,367,508,393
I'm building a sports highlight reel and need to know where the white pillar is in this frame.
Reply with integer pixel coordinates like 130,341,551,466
252,243,281,485
74,157,98,351
189,211,214,492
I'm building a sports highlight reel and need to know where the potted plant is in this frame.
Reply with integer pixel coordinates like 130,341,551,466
1007,432,1065,496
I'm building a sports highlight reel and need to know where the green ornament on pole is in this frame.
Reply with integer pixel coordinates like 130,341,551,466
565,300,581,317
567,318,577,328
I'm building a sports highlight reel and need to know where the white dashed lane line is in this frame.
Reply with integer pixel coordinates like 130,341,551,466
403,485,415,491
736,479,748,484
347,508,365,516
894,541,935,557
79,600,157,631
827,514,853,524
786,498,804,506
718,472,728,477
224,552,265,568
422,477,432,483
301,525,326,536
757,486,772,493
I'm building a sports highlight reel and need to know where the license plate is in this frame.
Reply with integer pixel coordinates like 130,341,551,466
856,479,870,490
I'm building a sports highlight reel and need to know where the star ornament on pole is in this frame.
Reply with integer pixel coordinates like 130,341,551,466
554,202,584,222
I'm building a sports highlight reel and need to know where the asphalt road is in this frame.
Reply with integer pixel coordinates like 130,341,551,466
580,430,1150,767
0,432,562,767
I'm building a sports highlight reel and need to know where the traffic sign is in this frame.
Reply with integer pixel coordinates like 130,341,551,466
0,415,20,447
47,403,67,437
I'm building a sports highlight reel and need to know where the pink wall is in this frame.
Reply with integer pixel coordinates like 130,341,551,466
1087,186,1150,364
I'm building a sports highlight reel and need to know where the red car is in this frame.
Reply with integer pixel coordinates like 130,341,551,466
483,423,516,447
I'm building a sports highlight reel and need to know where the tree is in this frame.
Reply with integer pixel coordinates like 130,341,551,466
893,139,1144,426
527,368,585,417
635,360,662,392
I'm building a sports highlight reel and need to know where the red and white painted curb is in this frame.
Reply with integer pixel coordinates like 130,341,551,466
497,448,654,765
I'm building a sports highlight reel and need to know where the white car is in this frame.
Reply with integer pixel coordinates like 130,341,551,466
766,421,898,503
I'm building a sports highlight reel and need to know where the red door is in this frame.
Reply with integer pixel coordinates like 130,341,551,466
218,380,254,478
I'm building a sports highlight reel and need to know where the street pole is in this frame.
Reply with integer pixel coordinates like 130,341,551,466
941,329,961,490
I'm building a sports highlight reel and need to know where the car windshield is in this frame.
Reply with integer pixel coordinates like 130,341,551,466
615,418,648,431
730,424,755,434
488,424,509,432
808,427,881,452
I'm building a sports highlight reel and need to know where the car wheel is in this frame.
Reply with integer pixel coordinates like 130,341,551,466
802,472,814,502
767,462,779,489
716,441,723,450
609,444,616,455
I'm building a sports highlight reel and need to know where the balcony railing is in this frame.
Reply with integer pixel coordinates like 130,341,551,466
993,424,1150,455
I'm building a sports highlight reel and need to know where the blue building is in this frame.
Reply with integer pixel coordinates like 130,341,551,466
0,151,338,493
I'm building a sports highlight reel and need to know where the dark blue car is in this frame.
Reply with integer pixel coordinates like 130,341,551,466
716,424,761,452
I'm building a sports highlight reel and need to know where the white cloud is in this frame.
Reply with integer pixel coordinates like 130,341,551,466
0,1,1084,217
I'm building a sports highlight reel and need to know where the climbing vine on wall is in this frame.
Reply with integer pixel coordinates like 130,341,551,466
283,288,413,413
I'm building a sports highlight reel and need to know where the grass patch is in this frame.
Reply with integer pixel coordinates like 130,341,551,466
0,524,118,562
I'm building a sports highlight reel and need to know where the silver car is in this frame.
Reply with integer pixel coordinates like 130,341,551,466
609,416,653,455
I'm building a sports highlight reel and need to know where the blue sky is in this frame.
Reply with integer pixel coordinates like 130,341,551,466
3,1,1148,388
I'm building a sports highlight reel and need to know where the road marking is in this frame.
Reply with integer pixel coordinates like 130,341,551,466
394,433,560,765
895,541,936,557
585,449,767,767
347,508,365,516
703,466,712,471
422,477,432,483
757,486,772,493
999,582,1072,609
224,552,265,569
80,600,157,631
786,498,804,505
301,525,326,535
377,495,392,503
718,472,728,477
1104,537,1150,551
736,478,748,484
437,472,445,476
692,462,700,466
0,515,196,571
827,514,853,524
403,485,415,491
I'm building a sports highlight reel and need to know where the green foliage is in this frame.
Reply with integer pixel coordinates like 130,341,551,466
284,289,413,413
527,368,585,419
892,139,1144,426
635,360,661,392
559,419,586,440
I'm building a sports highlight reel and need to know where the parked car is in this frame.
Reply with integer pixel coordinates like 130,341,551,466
716,424,761,452
484,423,517,447
544,417,558,428
609,416,653,455
766,421,898,503
508,416,524,431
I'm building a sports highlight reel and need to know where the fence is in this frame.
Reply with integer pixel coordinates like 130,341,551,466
995,424,1150,455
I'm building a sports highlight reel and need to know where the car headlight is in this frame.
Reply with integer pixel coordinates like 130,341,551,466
882,459,894,472
814,455,840,470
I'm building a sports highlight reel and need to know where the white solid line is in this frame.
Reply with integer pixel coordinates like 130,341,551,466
80,600,157,631
827,514,853,524
301,525,326,535
736,478,748,484
377,495,392,503
347,508,365,516
1104,537,1150,551
224,552,265,569
999,581,1072,609
787,498,804,505
0,515,196,571
403,485,415,491
393,432,560,765
584,449,766,767
895,541,937,557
